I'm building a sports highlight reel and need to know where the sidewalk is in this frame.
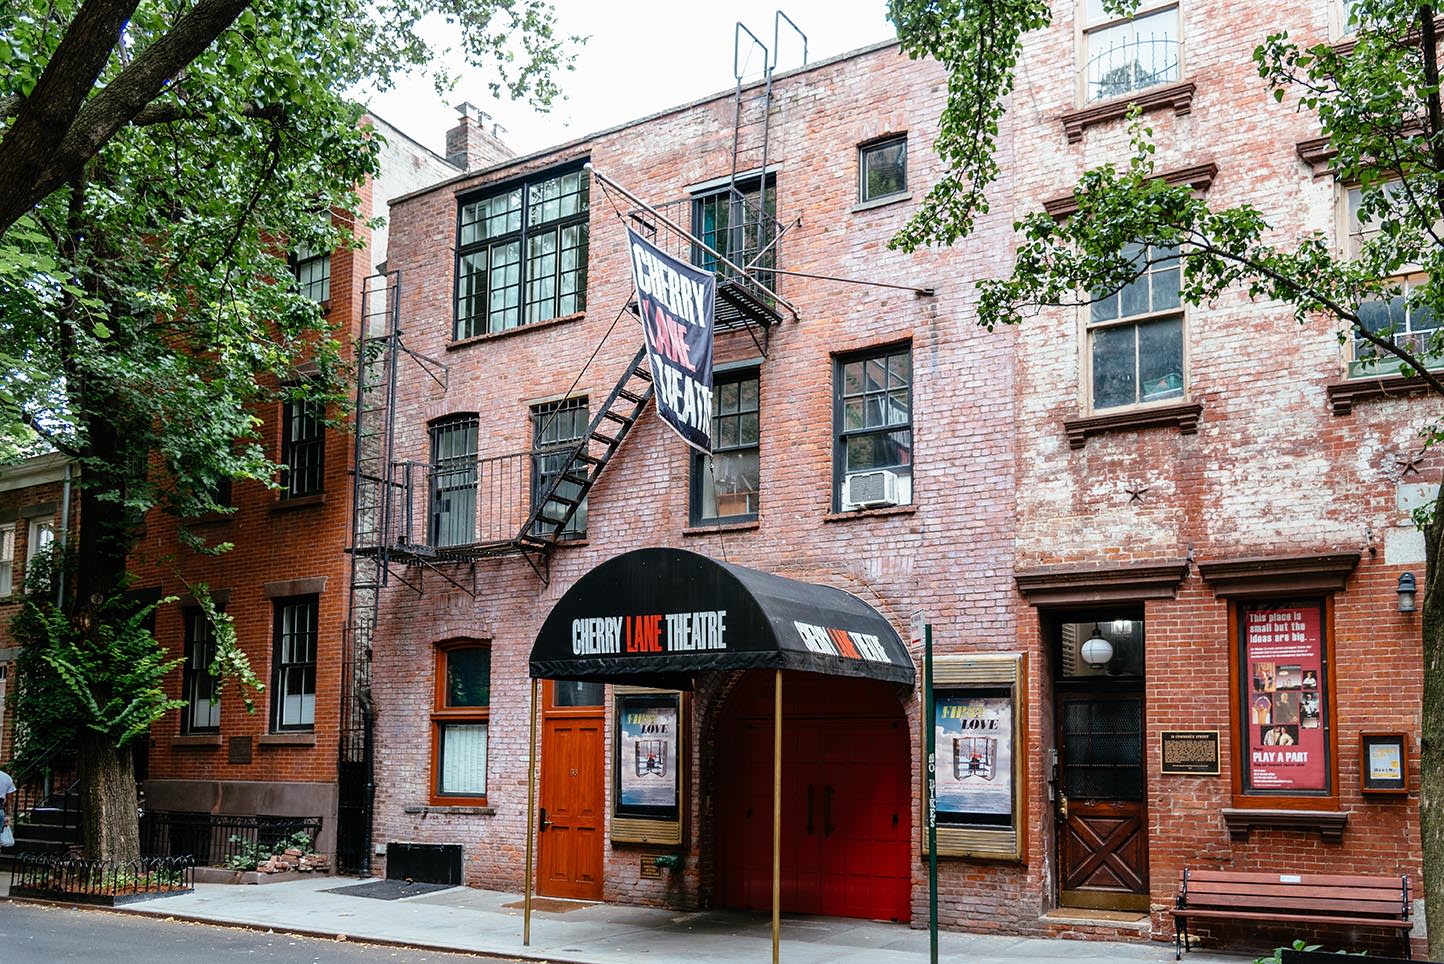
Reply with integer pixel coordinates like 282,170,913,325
4,871,1250,964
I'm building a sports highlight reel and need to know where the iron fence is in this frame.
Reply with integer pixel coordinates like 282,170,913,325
391,451,536,550
11,853,194,902
140,811,321,867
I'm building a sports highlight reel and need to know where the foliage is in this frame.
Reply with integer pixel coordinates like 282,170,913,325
223,829,314,870
1253,938,1368,962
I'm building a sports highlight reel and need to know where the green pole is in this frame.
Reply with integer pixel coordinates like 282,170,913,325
925,623,937,964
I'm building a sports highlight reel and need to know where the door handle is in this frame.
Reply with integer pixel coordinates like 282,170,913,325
539,807,553,831
824,785,835,837
806,785,815,835
1058,793,1068,822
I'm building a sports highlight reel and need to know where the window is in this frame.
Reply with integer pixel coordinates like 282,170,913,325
1082,0,1180,103
859,136,907,203
271,596,317,731
281,398,325,498
1088,243,1184,410
182,608,220,734
432,643,490,803
692,173,777,287
293,248,331,303
691,369,760,525
532,397,588,538
834,345,914,512
25,518,55,589
455,164,589,339
430,415,479,547
0,523,13,596
1345,184,1440,376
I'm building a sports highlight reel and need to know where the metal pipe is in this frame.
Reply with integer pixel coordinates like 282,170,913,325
772,669,782,964
749,265,935,296
523,677,540,945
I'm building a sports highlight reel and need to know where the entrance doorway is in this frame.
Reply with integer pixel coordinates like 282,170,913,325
716,672,911,923
1053,617,1149,912
538,681,606,900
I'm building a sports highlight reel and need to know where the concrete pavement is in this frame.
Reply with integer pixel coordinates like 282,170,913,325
1,871,1251,964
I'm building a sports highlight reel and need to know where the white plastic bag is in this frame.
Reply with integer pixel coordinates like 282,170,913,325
0,825,14,848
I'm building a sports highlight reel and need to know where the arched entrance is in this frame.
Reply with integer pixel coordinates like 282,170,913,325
715,671,912,923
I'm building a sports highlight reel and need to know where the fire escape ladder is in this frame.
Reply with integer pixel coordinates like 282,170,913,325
515,345,655,568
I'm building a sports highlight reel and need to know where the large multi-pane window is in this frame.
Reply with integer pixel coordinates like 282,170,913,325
1345,183,1440,375
455,165,589,339
1088,243,1185,410
692,174,776,285
834,345,914,511
430,415,479,547
691,370,760,525
859,136,907,203
0,523,14,596
432,643,491,803
1082,0,1180,103
531,397,588,538
271,596,317,732
182,608,220,734
293,248,331,303
282,398,325,498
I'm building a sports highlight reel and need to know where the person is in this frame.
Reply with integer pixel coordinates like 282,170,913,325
0,766,15,845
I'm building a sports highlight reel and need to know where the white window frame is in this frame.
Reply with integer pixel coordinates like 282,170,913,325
0,523,13,597
26,518,54,569
1078,0,1183,105
1083,243,1188,414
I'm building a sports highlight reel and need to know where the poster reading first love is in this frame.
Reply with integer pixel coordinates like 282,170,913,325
1243,602,1327,793
625,227,715,454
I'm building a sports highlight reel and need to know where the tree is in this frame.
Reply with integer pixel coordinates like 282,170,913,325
0,0,576,861
888,0,1444,953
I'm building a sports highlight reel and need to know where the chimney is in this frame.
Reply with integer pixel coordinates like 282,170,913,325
445,102,515,171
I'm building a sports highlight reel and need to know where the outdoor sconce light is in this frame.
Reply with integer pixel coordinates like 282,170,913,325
1398,571,1418,613
1081,625,1114,668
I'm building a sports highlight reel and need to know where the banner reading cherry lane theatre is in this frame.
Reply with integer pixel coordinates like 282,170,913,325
626,227,715,453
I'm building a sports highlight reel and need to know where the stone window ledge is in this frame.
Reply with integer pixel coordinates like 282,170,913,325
1064,400,1202,449
1326,373,1433,415
823,503,918,524
271,493,325,513
1044,163,1217,219
258,732,316,747
1061,81,1196,143
850,192,912,214
1222,807,1349,843
683,520,760,537
447,311,586,351
404,805,497,816
1015,559,1190,607
171,734,223,748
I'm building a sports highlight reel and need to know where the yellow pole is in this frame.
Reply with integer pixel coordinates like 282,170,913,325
772,669,782,964
524,678,539,946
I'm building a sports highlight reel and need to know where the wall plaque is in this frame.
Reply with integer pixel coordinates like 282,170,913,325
1160,730,1220,775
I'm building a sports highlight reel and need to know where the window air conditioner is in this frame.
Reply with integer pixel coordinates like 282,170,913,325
842,469,901,510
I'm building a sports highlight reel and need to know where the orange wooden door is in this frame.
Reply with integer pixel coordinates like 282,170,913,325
538,684,605,900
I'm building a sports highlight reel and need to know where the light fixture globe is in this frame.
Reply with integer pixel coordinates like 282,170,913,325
1081,625,1114,668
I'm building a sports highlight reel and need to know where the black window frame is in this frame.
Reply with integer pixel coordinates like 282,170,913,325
832,342,915,512
858,135,908,203
281,396,325,498
689,366,761,526
429,414,480,548
453,159,590,341
531,396,589,539
270,595,318,733
292,248,331,303
181,607,220,735
690,172,777,285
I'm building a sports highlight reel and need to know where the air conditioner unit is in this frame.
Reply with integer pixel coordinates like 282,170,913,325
842,469,901,510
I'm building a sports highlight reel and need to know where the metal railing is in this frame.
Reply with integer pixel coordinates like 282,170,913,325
140,811,322,867
7,743,82,844
11,853,194,900
391,452,541,550
1085,35,1180,102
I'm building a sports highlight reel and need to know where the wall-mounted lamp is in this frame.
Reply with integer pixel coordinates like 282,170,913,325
1398,572,1417,613
1081,624,1114,668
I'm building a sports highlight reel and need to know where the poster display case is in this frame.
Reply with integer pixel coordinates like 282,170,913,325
611,688,685,845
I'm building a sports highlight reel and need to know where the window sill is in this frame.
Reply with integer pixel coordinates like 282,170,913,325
171,734,223,748
258,732,316,747
1061,80,1196,143
407,804,496,816
447,311,586,351
1327,372,1435,415
1064,400,1202,449
850,192,912,214
272,493,325,512
183,511,235,526
1221,807,1348,844
683,519,760,536
823,503,918,523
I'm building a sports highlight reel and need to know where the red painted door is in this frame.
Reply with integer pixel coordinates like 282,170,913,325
538,685,605,900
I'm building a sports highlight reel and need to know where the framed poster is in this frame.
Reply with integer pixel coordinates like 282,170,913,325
1361,732,1409,795
613,691,681,821
934,688,1015,827
1238,601,1331,795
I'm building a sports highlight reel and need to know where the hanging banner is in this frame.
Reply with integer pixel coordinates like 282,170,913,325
1241,602,1328,793
625,227,715,453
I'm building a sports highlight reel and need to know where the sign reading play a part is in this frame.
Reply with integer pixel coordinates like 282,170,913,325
626,227,715,453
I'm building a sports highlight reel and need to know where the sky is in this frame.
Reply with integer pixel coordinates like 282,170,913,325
357,1,897,161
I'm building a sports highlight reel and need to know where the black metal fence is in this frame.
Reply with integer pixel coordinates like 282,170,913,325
11,853,194,903
140,811,322,868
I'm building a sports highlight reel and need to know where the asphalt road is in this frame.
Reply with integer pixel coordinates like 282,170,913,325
0,901,525,964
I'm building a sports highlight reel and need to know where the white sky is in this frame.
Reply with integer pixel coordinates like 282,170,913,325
358,1,897,160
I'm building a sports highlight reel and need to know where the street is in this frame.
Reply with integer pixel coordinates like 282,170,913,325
0,902,522,964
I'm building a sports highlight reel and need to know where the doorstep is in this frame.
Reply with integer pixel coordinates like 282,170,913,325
1042,907,1152,930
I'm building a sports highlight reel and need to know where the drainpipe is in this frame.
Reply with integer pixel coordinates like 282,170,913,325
56,461,73,606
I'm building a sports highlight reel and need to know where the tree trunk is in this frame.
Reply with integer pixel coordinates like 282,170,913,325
78,730,139,861
1422,481,1444,958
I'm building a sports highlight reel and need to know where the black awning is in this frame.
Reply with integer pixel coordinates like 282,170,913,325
529,548,914,687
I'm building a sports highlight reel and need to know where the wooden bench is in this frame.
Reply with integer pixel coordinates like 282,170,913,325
1170,868,1412,960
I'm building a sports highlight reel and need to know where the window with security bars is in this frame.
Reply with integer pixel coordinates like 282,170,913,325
293,249,331,303
455,165,589,339
531,398,588,538
1082,0,1180,103
1088,243,1184,410
282,398,325,498
1061,698,1144,800
691,370,760,524
182,608,220,734
692,174,776,286
271,596,317,731
834,345,913,511
432,643,490,803
430,416,479,547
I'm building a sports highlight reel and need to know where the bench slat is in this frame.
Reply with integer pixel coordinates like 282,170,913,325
1170,908,1412,929
1184,880,1404,902
1181,894,1405,917
1185,869,1407,890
